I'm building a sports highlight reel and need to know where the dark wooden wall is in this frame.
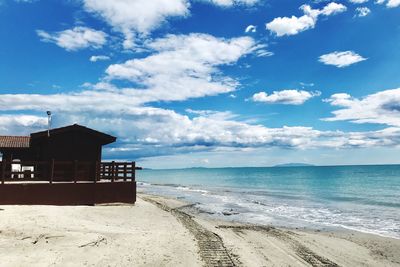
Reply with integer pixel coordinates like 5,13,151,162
28,131,104,181
30,130,103,162
0,148,34,162
0,181,136,205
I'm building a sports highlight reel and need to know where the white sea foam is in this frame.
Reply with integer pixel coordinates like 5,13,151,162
138,182,400,239
176,186,209,194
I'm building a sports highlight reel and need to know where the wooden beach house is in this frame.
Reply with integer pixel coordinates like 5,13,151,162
0,124,140,205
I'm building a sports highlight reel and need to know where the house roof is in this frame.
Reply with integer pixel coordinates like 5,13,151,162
30,124,116,145
0,136,30,149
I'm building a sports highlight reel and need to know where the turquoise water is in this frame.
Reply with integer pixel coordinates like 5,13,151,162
137,165,400,238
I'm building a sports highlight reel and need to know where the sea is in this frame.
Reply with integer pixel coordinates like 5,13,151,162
137,165,400,239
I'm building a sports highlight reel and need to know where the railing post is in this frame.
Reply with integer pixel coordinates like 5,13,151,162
123,163,127,182
1,160,5,184
73,160,78,183
131,161,136,182
99,162,103,179
111,161,115,182
49,159,54,184
34,162,38,179
94,161,99,184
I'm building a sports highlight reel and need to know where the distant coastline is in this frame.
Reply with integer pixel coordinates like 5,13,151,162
139,163,400,171
273,163,315,167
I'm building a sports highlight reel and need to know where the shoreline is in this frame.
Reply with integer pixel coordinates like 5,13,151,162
140,193,400,266
0,193,399,266
138,182,400,241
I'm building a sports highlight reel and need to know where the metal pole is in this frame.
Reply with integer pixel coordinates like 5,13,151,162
46,111,52,137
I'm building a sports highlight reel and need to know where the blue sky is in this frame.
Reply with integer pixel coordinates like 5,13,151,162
0,0,399,168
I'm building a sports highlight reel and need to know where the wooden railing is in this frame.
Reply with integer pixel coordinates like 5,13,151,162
0,160,141,184
100,162,138,182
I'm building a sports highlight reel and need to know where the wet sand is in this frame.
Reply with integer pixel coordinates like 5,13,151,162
143,194,400,267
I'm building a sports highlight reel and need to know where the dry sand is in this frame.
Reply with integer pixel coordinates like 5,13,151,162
0,194,399,266
0,199,201,266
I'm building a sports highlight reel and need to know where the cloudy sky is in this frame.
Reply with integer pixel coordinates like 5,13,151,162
0,0,399,168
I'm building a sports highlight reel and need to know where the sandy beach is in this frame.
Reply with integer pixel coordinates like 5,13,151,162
0,194,399,267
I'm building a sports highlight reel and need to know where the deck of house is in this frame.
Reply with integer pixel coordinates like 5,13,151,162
0,160,141,205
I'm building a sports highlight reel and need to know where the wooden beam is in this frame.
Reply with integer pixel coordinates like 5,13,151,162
94,161,99,183
111,161,115,182
131,161,136,182
73,160,78,183
123,163,127,182
1,160,5,184
49,159,54,184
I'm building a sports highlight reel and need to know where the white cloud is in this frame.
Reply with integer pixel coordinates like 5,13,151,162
185,109,236,120
245,25,256,33
36,26,107,51
0,33,266,109
105,33,265,102
254,48,274,57
355,7,371,16
323,88,400,126
300,82,315,88
319,51,367,68
252,90,321,105
320,2,348,15
90,55,111,62
387,0,400,7
349,0,368,3
55,112,400,152
0,99,324,151
201,158,210,164
4,21,400,160
266,5,319,37
203,0,259,7
375,0,400,7
14,0,38,2
83,0,190,49
1,89,400,159
0,115,47,135
266,2,347,37
0,32,277,155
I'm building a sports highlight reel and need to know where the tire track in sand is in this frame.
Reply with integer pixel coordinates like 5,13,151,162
142,197,238,267
217,225,339,267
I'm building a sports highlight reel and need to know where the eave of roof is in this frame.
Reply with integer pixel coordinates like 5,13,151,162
30,124,116,145
0,136,30,149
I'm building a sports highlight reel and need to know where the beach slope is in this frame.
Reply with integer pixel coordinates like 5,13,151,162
0,194,399,266
0,199,201,266
144,194,400,267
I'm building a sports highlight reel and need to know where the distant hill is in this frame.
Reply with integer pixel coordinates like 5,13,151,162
273,163,315,167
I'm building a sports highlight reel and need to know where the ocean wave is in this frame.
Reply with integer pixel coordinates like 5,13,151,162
138,180,400,239
176,186,209,194
137,182,151,186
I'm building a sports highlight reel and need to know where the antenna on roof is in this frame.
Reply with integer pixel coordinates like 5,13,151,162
46,111,52,137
